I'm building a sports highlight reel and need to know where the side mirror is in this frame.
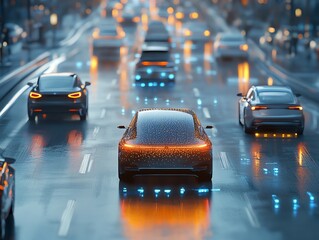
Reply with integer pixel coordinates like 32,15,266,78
295,93,301,97
4,157,15,164
237,93,243,97
205,125,213,129
27,82,34,87
117,125,126,129
85,81,91,87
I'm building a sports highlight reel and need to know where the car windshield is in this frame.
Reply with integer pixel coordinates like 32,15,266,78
39,76,75,91
140,51,170,61
258,91,294,104
99,29,117,36
135,111,197,145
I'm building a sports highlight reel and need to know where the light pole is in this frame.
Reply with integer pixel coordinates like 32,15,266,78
50,13,58,47
0,0,6,65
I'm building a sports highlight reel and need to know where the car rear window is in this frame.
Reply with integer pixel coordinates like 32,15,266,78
135,111,197,145
258,91,294,104
140,51,170,61
39,76,75,91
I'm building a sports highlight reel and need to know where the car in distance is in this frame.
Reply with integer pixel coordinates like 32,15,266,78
213,32,249,60
134,44,176,86
182,21,211,42
118,108,213,182
0,150,15,237
28,73,91,121
237,86,304,134
91,19,125,61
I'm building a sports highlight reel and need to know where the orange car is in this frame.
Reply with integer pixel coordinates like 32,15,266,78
118,108,213,182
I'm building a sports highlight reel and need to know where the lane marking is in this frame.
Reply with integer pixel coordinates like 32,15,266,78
220,152,230,169
244,194,260,228
111,79,117,86
79,154,91,174
0,119,27,149
58,200,76,237
106,93,111,100
193,88,200,97
0,85,30,118
93,127,100,137
203,107,211,119
87,159,94,173
100,109,106,118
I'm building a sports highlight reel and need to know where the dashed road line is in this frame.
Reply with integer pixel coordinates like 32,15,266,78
79,154,91,174
193,88,200,97
111,79,117,86
106,93,111,100
220,152,230,169
87,159,94,173
203,107,211,119
244,193,260,228
93,127,100,137
100,109,106,118
58,200,76,237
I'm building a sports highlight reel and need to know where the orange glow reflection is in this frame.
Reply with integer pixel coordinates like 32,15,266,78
237,61,250,94
67,130,83,148
121,198,210,239
296,142,307,195
31,134,46,159
250,141,261,179
183,40,192,77
204,42,212,82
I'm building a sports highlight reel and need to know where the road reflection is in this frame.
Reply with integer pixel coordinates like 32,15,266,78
119,177,212,240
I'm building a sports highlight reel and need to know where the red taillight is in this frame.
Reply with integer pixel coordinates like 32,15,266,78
251,106,268,111
288,106,303,110
68,92,82,99
29,92,42,99
123,143,209,149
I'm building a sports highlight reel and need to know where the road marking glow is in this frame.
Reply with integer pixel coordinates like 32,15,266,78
87,159,94,173
203,107,211,119
100,109,106,118
193,88,200,97
244,194,260,228
58,200,76,237
0,85,30,118
79,154,91,174
93,127,100,137
220,152,230,169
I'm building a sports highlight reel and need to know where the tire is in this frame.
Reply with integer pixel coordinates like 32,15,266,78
119,172,132,182
28,114,35,123
297,127,304,135
9,183,15,216
238,105,242,126
243,110,252,134
80,108,88,121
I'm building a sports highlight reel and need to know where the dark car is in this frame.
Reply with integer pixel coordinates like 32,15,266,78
27,73,91,121
145,20,172,44
0,150,15,238
237,85,304,134
135,44,176,86
117,108,213,182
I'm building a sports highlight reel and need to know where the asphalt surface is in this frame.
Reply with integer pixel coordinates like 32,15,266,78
1,2,319,240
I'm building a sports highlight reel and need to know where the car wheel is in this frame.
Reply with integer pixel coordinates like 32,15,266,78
238,105,242,125
9,183,15,216
28,112,35,123
198,173,212,182
243,110,252,134
80,108,87,121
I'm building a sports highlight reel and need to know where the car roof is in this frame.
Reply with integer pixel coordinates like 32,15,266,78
136,108,196,123
254,85,292,93
39,72,77,78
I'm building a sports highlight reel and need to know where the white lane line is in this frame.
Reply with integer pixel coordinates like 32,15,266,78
106,93,111,100
0,119,27,149
244,194,260,228
220,152,230,169
87,159,94,173
100,109,106,118
111,79,117,86
79,154,91,174
44,55,66,73
58,200,76,237
203,107,211,119
93,127,100,137
193,88,200,97
0,85,30,118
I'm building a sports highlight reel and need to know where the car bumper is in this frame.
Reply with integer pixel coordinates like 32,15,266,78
28,102,86,114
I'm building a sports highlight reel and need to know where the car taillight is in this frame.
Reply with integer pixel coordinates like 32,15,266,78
29,92,42,99
240,44,249,51
288,106,303,110
68,92,82,99
251,106,268,110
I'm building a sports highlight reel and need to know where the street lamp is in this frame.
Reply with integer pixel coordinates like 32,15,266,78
50,13,58,47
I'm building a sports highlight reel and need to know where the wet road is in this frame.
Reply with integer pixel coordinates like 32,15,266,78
1,3,319,240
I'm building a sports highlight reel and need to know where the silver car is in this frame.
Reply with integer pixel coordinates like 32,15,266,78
213,32,249,59
237,86,304,134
